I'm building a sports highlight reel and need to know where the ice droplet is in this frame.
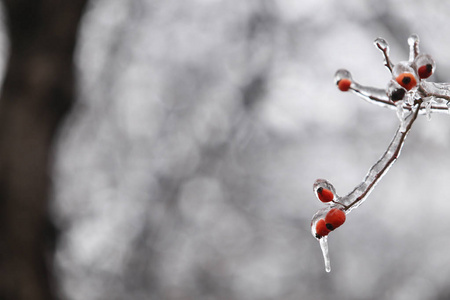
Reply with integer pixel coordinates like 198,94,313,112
334,69,352,85
320,236,331,272
408,34,419,46
374,37,389,52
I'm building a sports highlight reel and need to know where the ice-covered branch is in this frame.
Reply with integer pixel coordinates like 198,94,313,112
336,70,450,116
419,81,450,102
374,37,394,73
311,34,448,273
408,34,420,62
340,100,421,213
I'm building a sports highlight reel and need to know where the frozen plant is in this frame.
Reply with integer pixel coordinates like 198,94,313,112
311,34,450,272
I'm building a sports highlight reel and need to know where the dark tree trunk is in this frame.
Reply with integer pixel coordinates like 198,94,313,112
0,1,87,299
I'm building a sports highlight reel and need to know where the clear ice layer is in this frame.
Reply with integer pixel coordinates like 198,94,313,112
339,103,420,212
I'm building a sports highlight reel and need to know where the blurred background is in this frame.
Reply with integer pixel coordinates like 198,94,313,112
32,0,450,299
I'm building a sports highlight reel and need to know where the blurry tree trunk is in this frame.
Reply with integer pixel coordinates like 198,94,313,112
0,1,87,300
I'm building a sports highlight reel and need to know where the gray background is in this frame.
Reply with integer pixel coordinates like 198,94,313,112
46,0,450,299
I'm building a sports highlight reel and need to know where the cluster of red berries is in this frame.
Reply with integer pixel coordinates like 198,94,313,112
337,58,433,93
312,180,347,239
315,208,346,239
335,39,435,104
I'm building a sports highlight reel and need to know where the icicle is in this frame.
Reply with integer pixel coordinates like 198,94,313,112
425,100,433,120
396,101,407,132
405,91,415,106
319,236,331,272
420,81,450,101
408,34,420,62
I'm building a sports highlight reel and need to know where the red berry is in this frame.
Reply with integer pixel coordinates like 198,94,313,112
337,78,352,91
325,208,346,231
315,219,330,239
418,64,433,79
317,187,334,203
395,73,417,90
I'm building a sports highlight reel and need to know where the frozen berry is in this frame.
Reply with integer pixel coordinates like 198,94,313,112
418,64,433,79
317,187,334,203
325,208,346,230
396,73,417,90
315,219,331,239
337,78,352,91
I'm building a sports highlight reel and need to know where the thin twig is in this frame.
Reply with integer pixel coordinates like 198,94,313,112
340,99,422,212
351,85,449,113
375,41,394,73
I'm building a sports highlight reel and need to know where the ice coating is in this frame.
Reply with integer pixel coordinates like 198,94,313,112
386,79,405,101
350,82,390,106
392,62,419,92
313,179,337,200
349,80,444,116
414,54,435,79
393,61,418,79
408,34,420,62
374,37,393,72
320,237,331,272
342,64,450,115
311,204,346,235
339,101,422,212
311,206,332,238
396,102,407,132
343,80,450,116
419,81,450,102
